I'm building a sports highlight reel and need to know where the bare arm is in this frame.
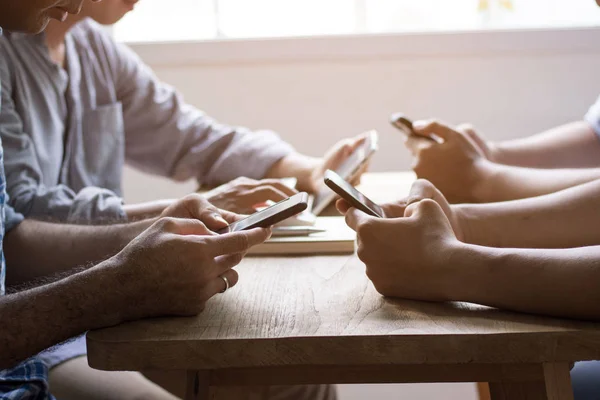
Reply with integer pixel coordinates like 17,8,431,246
456,179,600,249
476,161,600,202
453,243,600,321
123,199,176,220
342,195,600,322
0,216,270,369
4,218,152,286
408,121,600,203
0,259,126,369
491,121,600,168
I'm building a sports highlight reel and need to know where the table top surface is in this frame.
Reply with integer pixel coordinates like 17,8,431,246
87,172,600,371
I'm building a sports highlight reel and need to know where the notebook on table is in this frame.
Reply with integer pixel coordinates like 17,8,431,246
248,216,356,256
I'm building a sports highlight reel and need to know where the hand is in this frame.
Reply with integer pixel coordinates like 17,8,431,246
111,217,271,321
455,123,497,161
336,179,465,241
343,199,461,301
404,120,494,203
204,177,298,214
161,193,241,232
306,133,370,193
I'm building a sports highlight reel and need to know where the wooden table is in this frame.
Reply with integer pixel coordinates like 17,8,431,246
87,172,600,400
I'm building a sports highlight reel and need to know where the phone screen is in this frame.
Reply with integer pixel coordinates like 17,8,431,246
324,170,385,218
218,193,309,234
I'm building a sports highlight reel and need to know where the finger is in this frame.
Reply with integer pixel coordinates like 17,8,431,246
157,217,214,236
246,187,289,208
215,252,245,275
210,227,272,256
208,269,240,297
328,138,355,165
380,201,408,218
349,162,369,186
412,119,456,142
217,208,245,225
457,123,488,155
349,133,368,152
344,207,372,232
405,135,433,155
409,198,449,224
254,180,298,197
405,179,437,206
178,194,229,231
335,198,352,215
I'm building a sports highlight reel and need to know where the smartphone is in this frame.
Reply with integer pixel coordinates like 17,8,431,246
390,112,417,137
389,112,442,143
311,130,379,216
323,170,385,218
218,192,309,234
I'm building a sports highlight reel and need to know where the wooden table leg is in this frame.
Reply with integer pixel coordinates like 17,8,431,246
489,363,573,400
185,370,211,400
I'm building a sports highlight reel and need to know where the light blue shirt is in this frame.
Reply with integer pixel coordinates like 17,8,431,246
0,19,294,223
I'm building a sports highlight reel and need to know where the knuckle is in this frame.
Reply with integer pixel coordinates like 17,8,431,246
457,123,475,132
229,253,244,266
356,220,375,238
356,244,369,262
156,216,178,232
418,198,439,214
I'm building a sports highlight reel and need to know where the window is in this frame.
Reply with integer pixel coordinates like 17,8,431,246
114,0,600,43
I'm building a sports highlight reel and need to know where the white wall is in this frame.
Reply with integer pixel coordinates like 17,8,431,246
120,29,597,398
122,28,600,203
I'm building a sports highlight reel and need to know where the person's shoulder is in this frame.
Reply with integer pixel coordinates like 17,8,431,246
69,18,118,51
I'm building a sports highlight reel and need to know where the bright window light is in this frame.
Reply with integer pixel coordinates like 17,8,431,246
114,0,600,43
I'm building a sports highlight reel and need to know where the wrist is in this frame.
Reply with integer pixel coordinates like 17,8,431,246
117,219,153,249
444,242,494,302
266,153,320,192
87,255,146,325
471,159,499,203
59,259,132,329
487,141,502,163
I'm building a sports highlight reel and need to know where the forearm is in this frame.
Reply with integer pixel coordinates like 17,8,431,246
457,179,600,249
265,153,320,192
476,160,600,202
491,121,600,168
123,199,175,220
452,243,600,321
4,218,153,285
0,260,126,369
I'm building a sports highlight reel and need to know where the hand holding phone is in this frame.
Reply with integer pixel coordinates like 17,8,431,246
324,170,385,218
311,130,379,216
218,192,309,234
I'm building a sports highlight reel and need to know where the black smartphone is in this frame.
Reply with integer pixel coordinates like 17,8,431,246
217,192,309,234
390,112,441,143
323,170,385,218
390,112,417,137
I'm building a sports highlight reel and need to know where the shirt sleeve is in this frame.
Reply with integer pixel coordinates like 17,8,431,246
584,96,600,138
0,55,126,223
5,203,23,232
105,34,295,187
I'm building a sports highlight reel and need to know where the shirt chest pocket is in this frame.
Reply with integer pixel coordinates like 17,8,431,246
80,102,125,194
